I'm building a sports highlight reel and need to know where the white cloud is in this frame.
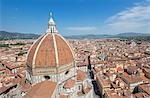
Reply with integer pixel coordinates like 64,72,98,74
105,0,150,34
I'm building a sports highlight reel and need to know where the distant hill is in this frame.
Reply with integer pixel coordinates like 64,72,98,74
0,31,113,40
65,34,113,39
0,31,40,40
0,31,149,41
65,32,150,39
116,32,149,37
116,32,150,41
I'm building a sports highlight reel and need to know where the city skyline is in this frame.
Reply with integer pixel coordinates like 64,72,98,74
0,1,150,98
1,0,150,35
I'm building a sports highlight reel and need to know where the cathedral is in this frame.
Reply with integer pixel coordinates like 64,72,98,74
23,12,94,98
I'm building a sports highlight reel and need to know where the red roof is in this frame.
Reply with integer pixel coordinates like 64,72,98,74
27,33,74,68
117,67,124,72
24,80,57,98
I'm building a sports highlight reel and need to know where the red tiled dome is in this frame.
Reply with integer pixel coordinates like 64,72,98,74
27,33,74,68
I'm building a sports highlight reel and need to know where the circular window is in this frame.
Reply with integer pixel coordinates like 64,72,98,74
65,70,69,75
44,76,50,80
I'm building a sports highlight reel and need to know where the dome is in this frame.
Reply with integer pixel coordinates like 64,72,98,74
27,33,74,68
26,13,74,69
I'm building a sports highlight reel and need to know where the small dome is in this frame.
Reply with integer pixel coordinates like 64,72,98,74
27,33,74,68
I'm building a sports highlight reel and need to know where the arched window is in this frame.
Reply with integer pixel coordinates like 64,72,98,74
78,85,82,91
53,27,54,32
51,27,53,33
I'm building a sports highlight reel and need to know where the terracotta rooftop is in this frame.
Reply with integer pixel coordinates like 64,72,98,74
27,33,74,68
138,83,150,95
117,67,124,72
23,80,57,98
0,86,9,94
134,92,149,98
105,90,124,98
63,79,75,89
21,82,31,92
59,94,68,98
96,74,111,88
77,70,87,81
1,61,22,70
123,76,143,84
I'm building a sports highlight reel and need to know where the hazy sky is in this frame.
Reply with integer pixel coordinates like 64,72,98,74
1,0,150,35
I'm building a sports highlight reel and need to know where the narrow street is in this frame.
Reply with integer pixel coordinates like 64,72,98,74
88,69,101,98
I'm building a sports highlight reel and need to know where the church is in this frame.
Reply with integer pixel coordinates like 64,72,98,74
23,12,94,98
